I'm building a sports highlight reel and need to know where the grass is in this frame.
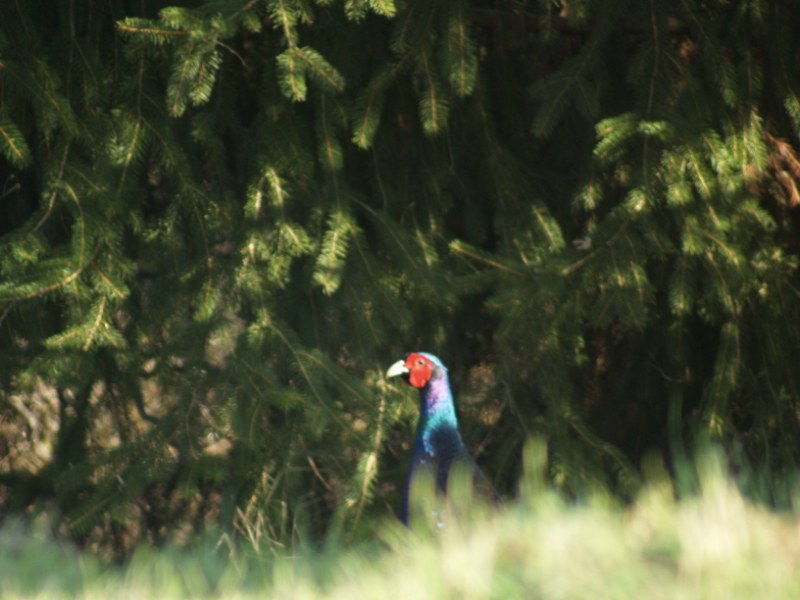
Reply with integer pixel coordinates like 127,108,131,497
2,447,800,599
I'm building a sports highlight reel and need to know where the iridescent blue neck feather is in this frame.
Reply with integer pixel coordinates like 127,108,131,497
414,366,460,456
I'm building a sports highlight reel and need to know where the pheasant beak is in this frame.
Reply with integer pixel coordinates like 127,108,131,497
386,359,409,378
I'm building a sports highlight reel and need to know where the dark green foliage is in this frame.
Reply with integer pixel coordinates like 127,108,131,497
2,0,800,556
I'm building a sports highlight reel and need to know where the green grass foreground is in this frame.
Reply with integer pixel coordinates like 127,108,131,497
2,451,800,599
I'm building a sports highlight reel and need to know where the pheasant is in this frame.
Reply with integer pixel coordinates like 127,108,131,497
386,352,499,524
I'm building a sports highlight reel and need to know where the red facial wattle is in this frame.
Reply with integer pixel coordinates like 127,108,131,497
405,353,433,388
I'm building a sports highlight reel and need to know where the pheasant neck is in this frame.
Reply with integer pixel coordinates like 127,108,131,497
415,373,459,456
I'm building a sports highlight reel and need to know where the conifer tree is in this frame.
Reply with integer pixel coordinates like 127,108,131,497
2,0,800,555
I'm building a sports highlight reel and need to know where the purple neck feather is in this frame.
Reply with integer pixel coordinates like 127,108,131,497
415,369,459,454
420,373,455,414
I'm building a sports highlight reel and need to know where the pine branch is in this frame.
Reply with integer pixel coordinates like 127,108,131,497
681,0,740,108
443,0,477,98
317,96,344,172
268,0,302,47
418,47,449,135
313,209,359,295
449,240,527,278
350,63,403,148
367,0,397,18
0,113,32,168
276,48,307,101
292,46,345,94
167,43,222,116
117,18,191,43
531,0,625,138
44,297,126,351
